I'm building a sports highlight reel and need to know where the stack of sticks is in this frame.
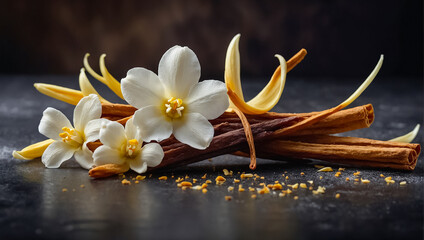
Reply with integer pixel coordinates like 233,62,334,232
86,102,420,177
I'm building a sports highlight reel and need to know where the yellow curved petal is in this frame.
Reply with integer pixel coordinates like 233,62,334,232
34,83,84,105
79,68,111,104
99,54,124,99
12,139,54,160
339,55,384,108
389,124,420,143
84,53,108,85
225,34,287,114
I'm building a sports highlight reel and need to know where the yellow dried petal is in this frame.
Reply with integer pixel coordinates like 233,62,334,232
100,54,124,99
12,139,54,160
79,68,110,104
389,124,420,143
34,83,84,105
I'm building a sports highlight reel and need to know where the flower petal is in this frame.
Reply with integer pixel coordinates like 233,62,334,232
172,112,214,149
158,46,200,98
99,121,127,149
140,143,164,167
74,144,94,169
41,141,76,168
121,67,165,109
12,139,54,160
129,159,147,174
185,80,229,119
133,106,172,142
124,118,142,143
84,118,109,143
93,145,125,166
73,94,102,131
39,107,73,140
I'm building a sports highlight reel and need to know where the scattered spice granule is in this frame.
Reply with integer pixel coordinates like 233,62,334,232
285,176,289,180
181,181,193,187
294,196,299,200
175,177,184,183
171,175,174,179
279,193,286,197
249,187,255,192
334,172,341,177
121,179,131,185
216,176,226,184
285,189,293,194
202,189,208,194
182,186,188,190
312,186,326,195
260,176,265,180
354,178,360,182
234,179,240,183
259,183,266,186
300,183,307,189
380,174,385,178
307,180,313,185
251,194,257,199
238,185,245,192
275,180,279,184
338,168,345,171
309,186,313,190
335,193,341,199
361,178,370,184
205,180,212,184
201,174,207,179
177,183,182,188
314,165,325,169
258,186,270,194
80,184,85,188
136,175,146,181
240,173,253,179
192,179,197,183
185,175,189,179
135,181,140,184
225,196,232,201
318,167,333,172
223,169,233,176
288,183,299,189
201,183,208,189
346,177,350,181
62,188,68,192
149,174,152,178
272,183,283,190
384,176,395,184
192,185,202,190
353,171,361,176
319,176,323,180
399,181,407,186
267,184,274,189
227,186,234,192
158,176,167,180
300,172,305,176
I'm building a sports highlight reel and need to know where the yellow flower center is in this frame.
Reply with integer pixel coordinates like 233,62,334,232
126,139,140,158
59,127,83,148
165,97,184,119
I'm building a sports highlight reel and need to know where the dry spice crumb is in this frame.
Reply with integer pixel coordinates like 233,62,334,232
136,175,146,181
361,178,370,184
319,176,323,180
182,186,188,190
149,174,152,178
258,186,270,194
294,196,299,200
177,183,182,188
249,187,255,192
192,179,197,183
251,194,257,199
314,165,325,169
80,184,85,188
285,176,289,180
309,186,313,190
121,179,131,185
354,178,360,182
346,177,350,181
175,177,184,183
288,183,299,189
299,183,307,189
202,188,208,194
335,193,341,199
216,176,226,184
223,169,233,176
225,196,232,201
300,172,305,176
201,183,208,189
234,179,240,183
181,181,193,187
380,174,385,178
384,176,395,184
205,180,212,184
62,188,68,192
227,186,234,192
353,171,361,176
240,173,253,179
312,186,326,195
171,175,174,179
307,180,313,185
185,175,189,179
399,181,407,185
318,167,333,172
192,185,202,190
338,168,345,171
238,185,245,192
334,172,341,177
279,192,286,197
135,180,140,184
272,183,283,190
201,174,207,179
267,184,274,189
158,176,167,180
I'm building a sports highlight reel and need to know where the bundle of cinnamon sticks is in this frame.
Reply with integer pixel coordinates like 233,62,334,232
87,102,420,177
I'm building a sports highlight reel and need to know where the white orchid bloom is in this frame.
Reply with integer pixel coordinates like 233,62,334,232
93,118,164,173
38,94,106,169
121,46,229,149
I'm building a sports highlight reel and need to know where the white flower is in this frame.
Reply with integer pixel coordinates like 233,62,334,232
93,118,164,173
121,46,229,149
38,94,106,169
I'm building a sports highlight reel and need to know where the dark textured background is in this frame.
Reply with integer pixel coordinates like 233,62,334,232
0,0,422,80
